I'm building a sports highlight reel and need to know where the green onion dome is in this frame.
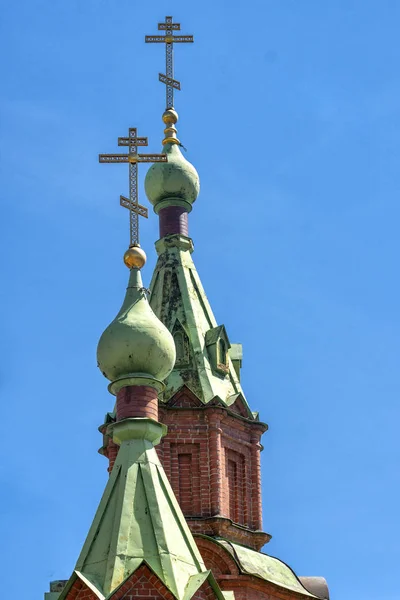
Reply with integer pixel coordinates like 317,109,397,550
144,109,200,214
97,267,176,394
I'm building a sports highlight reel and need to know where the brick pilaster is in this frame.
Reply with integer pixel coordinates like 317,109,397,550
209,414,223,516
250,433,263,530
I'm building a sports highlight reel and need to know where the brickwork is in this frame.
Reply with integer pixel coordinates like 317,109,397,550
158,392,269,550
175,447,201,515
110,564,175,600
195,538,307,600
217,577,309,600
195,536,240,575
64,578,97,600
107,564,219,600
159,205,189,238
107,438,119,474
117,386,158,421
192,580,218,600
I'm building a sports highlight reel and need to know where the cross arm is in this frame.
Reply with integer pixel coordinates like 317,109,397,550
118,137,148,146
145,34,194,43
172,35,194,43
158,23,180,30
120,196,148,218
99,154,129,163
159,74,181,89
145,35,167,43
135,154,168,163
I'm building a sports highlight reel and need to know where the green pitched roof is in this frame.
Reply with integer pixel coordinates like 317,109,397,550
216,539,320,598
59,419,220,600
149,235,251,410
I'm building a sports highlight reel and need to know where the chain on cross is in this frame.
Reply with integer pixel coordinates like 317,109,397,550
99,128,167,246
145,16,193,109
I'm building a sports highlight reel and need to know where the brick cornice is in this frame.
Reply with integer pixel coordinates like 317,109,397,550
160,400,268,432
188,516,271,551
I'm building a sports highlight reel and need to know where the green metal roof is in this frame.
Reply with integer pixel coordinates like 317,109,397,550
58,419,223,600
149,234,251,410
97,267,176,395
216,540,320,598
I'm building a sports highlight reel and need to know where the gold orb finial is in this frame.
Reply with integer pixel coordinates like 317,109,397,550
123,245,147,269
162,108,179,125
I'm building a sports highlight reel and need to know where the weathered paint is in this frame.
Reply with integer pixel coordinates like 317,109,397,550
145,142,200,213
58,418,224,600
217,540,318,598
97,267,176,393
149,234,251,411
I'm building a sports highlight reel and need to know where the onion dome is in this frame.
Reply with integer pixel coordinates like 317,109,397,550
97,250,176,395
144,109,200,214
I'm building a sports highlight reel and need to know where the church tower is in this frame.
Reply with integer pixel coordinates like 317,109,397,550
45,16,330,600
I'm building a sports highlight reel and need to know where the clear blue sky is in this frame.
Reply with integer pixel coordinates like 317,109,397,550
1,2,399,599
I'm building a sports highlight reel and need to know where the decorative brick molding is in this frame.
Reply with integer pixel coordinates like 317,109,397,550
189,516,270,550
195,536,240,576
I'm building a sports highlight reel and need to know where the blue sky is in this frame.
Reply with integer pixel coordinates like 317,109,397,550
1,1,400,599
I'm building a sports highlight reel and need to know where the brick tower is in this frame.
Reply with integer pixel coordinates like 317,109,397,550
44,15,330,600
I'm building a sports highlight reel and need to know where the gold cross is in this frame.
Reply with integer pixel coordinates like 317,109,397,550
145,16,194,109
99,128,167,246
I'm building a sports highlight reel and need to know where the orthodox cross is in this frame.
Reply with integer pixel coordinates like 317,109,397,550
99,128,167,246
145,16,194,109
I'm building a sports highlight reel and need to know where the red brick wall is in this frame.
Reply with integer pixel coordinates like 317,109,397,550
64,579,98,600
195,536,240,576
195,538,305,600
108,565,219,600
157,407,210,518
157,399,266,546
192,580,218,600
117,386,158,421
175,446,201,515
111,565,174,600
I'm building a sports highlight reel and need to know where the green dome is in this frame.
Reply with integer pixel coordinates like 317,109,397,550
144,142,200,213
97,268,175,393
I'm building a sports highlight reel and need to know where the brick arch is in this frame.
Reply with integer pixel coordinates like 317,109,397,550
195,536,240,576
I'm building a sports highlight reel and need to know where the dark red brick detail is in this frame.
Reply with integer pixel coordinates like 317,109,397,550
116,386,158,421
195,536,240,576
108,439,119,474
159,205,189,238
166,386,203,408
226,449,246,524
64,578,97,600
250,433,263,529
193,580,219,600
173,444,201,515
229,395,251,418
110,564,175,600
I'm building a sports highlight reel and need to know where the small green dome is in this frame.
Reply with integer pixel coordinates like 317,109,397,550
97,268,175,393
144,142,200,213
